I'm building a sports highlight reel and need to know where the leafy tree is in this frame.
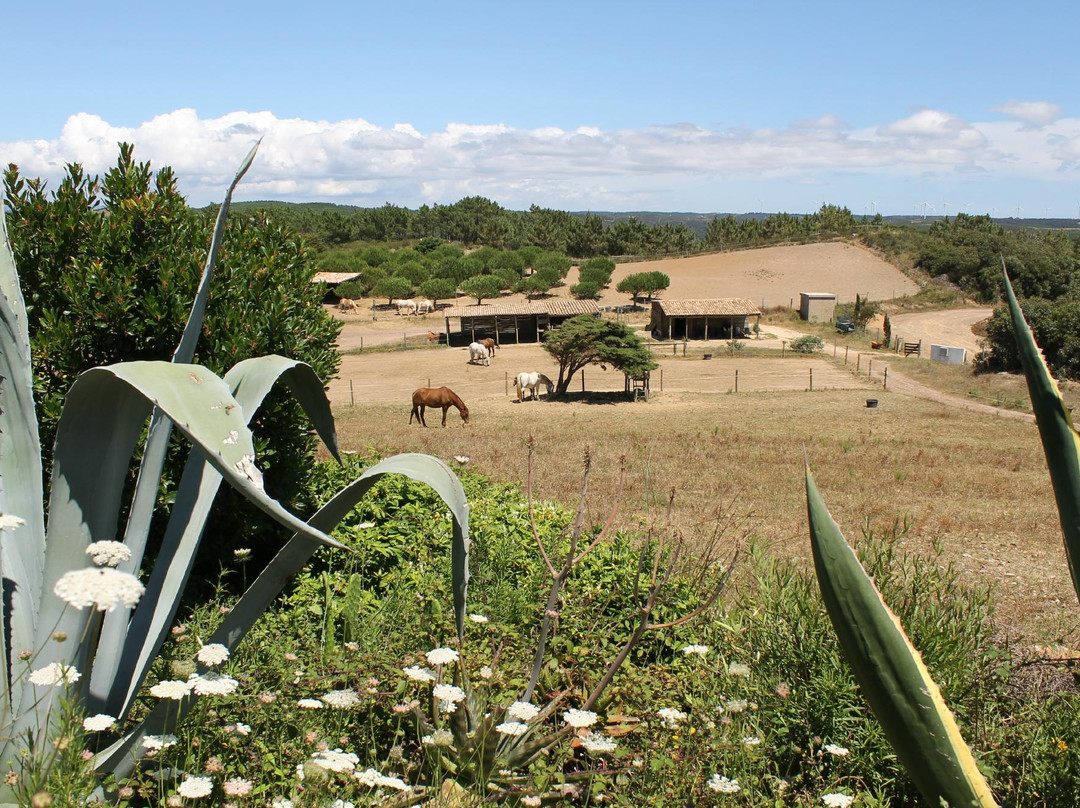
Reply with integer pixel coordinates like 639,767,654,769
3,144,342,577
372,275,414,304
394,260,430,287
514,274,554,300
419,278,458,308
570,280,602,299
460,274,504,305
415,236,443,253
542,315,657,396
641,270,670,299
790,334,824,353
616,273,650,306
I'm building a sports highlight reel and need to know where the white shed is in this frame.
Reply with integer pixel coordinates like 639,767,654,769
799,292,837,323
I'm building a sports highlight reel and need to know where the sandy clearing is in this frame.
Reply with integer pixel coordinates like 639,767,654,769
887,308,992,355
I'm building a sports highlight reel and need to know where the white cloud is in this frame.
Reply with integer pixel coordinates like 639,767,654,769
3,107,1079,211
993,100,1061,127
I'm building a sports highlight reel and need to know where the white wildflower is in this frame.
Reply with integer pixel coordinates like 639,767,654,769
403,665,436,682
681,644,710,656
176,775,213,798
142,734,178,751
822,794,855,808
322,689,361,708
727,661,751,677
495,721,529,736
28,662,80,686
297,698,323,709
521,797,542,808
225,722,251,736
53,567,144,611
354,767,380,786
0,514,26,531
270,800,293,808
563,708,598,728
311,748,359,773
824,743,850,757
424,729,454,747
479,665,493,680
329,802,355,808
376,774,409,791
720,698,748,714
507,701,540,721
82,714,116,732
432,683,466,709
708,774,741,793
468,613,488,623
453,455,469,464
425,647,459,666
657,707,687,728
149,679,192,700
85,540,131,567
222,777,252,796
195,643,230,667
188,672,239,696
743,735,761,746
581,733,618,753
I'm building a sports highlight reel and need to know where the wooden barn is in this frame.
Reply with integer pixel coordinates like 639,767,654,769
649,298,762,340
442,299,600,347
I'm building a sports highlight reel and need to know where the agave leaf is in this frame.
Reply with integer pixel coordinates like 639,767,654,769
15,362,340,739
1001,262,1080,602
92,356,338,718
0,205,47,716
96,452,469,779
806,467,998,808
119,140,261,582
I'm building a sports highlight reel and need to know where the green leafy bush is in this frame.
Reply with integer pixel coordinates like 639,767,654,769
790,334,825,353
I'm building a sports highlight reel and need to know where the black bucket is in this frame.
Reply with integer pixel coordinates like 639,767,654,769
866,399,879,408
703,353,713,360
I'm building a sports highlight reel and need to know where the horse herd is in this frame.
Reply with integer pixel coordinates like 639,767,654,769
337,297,435,316
409,341,555,427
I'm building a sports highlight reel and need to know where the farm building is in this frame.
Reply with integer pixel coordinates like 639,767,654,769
649,299,762,340
442,299,600,347
799,292,837,323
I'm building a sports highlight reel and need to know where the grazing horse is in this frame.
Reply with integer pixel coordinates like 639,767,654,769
394,298,418,316
409,387,470,427
415,298,435,315
337,297,358,312
513,371,554,402
468,342,491,366
479,338,497,356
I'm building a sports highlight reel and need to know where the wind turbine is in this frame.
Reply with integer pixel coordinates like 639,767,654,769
1015,204,1024,219
942,200,950,218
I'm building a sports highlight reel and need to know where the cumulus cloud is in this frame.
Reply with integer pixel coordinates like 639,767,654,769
993,100,1061,127
2,107,1079,210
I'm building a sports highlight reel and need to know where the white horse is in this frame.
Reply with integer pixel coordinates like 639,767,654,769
514,371,554,401
415,298,434,315
468,342,491,366
394,298,418,316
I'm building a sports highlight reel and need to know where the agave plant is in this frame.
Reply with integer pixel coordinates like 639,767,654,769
0,145,470,802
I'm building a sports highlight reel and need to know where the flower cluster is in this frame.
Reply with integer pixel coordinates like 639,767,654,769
53,567,145,611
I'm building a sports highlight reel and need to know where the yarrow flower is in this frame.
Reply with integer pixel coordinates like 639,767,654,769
53,567,145,611
743,735,761,746
507,701,540,721
521,798,542,808
28,662,81,686
297,698,323,709
708,774,741,793
322,689,362,708
270,800,293,808
563,708,599,728
720,698,748,714
82,714,116,732
468,613,488,623
311,748,359,773
222,777,252,796
403,665,436,682
479,665,493,680
195,643,230,667
657,707,688,728
422,729,454,747
85,540,131,567
425,647,459,666
142,734,179,751
188,672,238,696
149,679,193,700
495,721,529,736
822,794,855,808
681,644,710,656
432,683,466,709
824,743,850,757
581,733,618,753
176,775,213,798
727,661,752,677
225,722,251,736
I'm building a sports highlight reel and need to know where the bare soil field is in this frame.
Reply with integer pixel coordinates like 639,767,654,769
325,243,1080,644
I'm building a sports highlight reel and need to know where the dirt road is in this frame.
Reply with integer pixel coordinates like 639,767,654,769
887,308,992,355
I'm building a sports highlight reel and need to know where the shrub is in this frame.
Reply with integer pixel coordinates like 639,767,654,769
790,334,824,353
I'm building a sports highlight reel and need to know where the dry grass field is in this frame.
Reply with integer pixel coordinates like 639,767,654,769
326,243,1080,645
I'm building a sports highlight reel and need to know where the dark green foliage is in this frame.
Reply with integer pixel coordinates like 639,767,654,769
3,144,341,581
543,315,657,395
570,281,601,299
977,296,1080,379
415,236,443,253
790,334,825,353
371,275,413,303
514,274,554,299
418,278,457,307
616,270,670,304
460,274,504,305
334,279,366,299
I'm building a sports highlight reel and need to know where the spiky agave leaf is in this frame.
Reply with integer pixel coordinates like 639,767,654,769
95,451,469,779
1001,261,1080,602
91,355,338,719
806,467,998,808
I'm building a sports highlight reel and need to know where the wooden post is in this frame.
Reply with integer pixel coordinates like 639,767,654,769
672,343,676,356
504,372,508,397
856,354,861,373
844,346,848,363
581,372,585,393
360,337,363,352
883,367,888,390
403,332,407,348
660,368,663,391
350,379,354,407
868,359,873,377
810,368,814,391
782,341,786,358
735,369,739,393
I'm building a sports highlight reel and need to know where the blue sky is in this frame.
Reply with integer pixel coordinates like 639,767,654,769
5,0,1078,217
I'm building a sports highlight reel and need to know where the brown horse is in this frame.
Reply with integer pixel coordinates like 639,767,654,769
479,338,497,356
409,387,470,427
